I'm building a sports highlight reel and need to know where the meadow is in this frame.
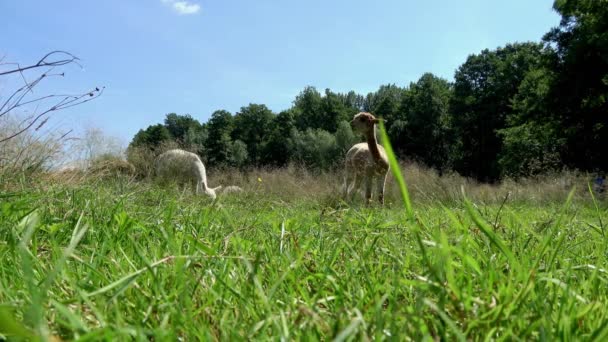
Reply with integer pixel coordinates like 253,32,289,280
1,161,607,341
1,0,605,339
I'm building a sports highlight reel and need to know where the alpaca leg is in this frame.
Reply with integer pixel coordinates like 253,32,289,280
343,166,354,199
377,174,387,205
365,175,373,205
349,173,362,201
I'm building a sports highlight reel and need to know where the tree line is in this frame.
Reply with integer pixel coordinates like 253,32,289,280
128,0,607,181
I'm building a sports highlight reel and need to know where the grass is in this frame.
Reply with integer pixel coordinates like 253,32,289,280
0,164,607,340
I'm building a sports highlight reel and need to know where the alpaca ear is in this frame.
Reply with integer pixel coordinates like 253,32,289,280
212,185,223,192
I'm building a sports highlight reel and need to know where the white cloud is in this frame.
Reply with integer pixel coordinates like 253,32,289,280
173,1,200,14
161,0,201,15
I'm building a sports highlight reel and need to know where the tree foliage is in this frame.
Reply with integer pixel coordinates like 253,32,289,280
398,73,453,171
264,110,297,167
451,43,546,181
164,113,203,145
205,110,234,165
289,128,338,170
232,104,274,166
544,0,608,171
130,124,172,149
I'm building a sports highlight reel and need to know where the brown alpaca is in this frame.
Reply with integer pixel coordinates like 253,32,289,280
343,112,390,205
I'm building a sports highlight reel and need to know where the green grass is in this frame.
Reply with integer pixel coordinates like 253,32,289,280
0,174,607,340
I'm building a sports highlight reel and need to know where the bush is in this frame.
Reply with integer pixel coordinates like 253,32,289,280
88,157,136,179
289,128,339,170
0,115,67,181
126,141,180,179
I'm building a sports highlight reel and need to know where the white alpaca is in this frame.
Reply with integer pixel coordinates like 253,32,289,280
343,112,390,205
154,149,222,199
220,185,244,194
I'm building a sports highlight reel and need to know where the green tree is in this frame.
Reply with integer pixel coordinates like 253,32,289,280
498,122,563,177
498,67,565,176
227,139,249,168
293,86,323,130
335,120,358,155
450,42,546,181
289,128,338,170
367,84,405,124
206,110,234,166
319,89,353,132
343,91,366,111
184,125,208,158
232,104,275,166
399,73,453,170
264,110,297,166
543,0,608,171
163,113,203,145
129,124,171,149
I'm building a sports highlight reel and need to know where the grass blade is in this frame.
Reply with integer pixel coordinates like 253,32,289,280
378,121,413,220
462,192,519,269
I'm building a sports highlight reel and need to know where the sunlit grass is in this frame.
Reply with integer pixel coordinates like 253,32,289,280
0,171,607,340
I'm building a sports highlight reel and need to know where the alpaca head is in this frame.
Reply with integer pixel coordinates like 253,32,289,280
350,112,383,134
203,185,223,199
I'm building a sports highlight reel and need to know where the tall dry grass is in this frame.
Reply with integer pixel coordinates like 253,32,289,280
14,139,597,207
389,163,590,205
206,162,595,205
0,115,70,188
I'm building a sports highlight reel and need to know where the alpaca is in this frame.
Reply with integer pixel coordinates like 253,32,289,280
343,112,390,205
220,185,244,194
154,149,222,199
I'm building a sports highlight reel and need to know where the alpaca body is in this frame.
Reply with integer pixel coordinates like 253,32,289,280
221,185,244,194
345,143,388,178
154,149,221,199
343,113,390,204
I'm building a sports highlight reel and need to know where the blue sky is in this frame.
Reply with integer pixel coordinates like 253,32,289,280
2,0,560,145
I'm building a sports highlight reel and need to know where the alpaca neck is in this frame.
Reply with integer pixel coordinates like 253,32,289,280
194,161,208,190
365,126,382,163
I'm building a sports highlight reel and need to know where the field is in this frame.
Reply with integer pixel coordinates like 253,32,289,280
1,165,607,341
